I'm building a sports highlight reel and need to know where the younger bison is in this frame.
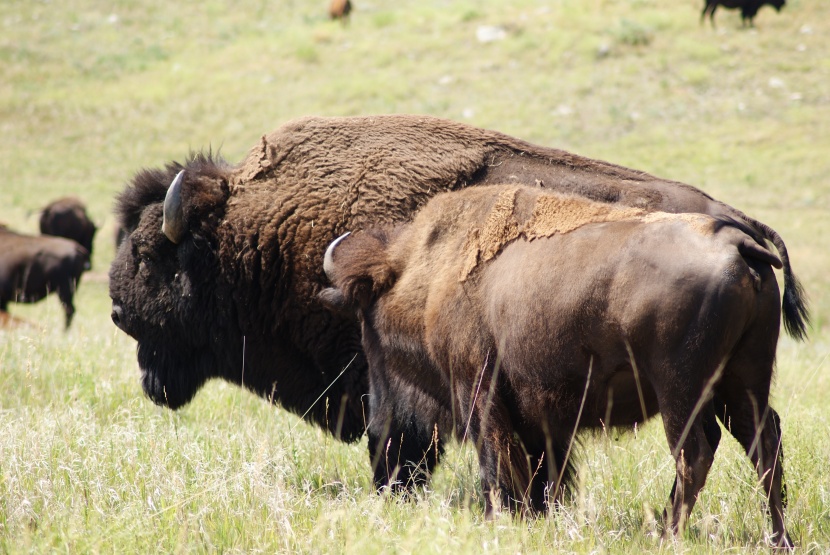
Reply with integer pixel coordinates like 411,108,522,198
39,197,97,260
0,225,90,328
322,185,792,547
701,0,786,27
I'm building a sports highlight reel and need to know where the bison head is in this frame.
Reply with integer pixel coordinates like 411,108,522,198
109,154,239,409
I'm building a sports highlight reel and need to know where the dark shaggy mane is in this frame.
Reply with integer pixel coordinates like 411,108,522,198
114,151,232,233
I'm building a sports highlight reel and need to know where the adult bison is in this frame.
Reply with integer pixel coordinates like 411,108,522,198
108,114,806,489
39,197,97,259
321,184,792,547
0,225,90,328
701,0,785,27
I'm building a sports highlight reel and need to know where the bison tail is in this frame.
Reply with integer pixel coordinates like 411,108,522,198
753,220,810,341
716,215,809,341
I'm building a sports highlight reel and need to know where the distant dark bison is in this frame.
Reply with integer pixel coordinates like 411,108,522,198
329,0,352,20
108,114,806,494
321,185,792,547
0,225,90,328
701,0,785,26
39,197,97,258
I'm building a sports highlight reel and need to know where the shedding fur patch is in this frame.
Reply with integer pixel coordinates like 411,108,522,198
458,187,711,281
523,194,645,241
460,188,521,280
640,211,716,235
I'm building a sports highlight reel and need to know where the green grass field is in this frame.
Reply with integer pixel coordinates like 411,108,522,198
1,0,828,552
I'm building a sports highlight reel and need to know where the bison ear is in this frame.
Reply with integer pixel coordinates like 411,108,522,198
162,170,186,244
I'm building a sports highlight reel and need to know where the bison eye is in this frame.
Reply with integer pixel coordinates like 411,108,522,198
137,249,155,265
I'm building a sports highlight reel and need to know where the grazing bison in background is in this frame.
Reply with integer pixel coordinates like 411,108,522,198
39,197,97,260
0,225,90,328
108,114,807,493
321,185,792,547
701,0,785,27
329,0,352,20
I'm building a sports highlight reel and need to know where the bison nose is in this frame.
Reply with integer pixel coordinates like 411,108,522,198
111,305,124,329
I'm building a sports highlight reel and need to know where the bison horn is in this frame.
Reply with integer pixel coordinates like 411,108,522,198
162,170,186,244
323,232,351,279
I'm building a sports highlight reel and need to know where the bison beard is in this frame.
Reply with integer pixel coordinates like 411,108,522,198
108,115,806,515
322,185,793,547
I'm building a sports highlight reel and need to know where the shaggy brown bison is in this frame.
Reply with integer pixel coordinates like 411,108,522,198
39,197,97,258
701,0,785,27
0,225,90,328
108,114,806,492
321,185,792,547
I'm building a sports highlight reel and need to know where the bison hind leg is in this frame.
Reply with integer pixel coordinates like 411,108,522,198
667,401,722,505
658,390,717,536
714,390,793,548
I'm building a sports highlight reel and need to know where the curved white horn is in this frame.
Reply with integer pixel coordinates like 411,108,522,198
161,170,186,244
323,232,351,279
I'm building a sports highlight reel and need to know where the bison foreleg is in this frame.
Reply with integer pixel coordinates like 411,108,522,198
469,392,540,517
366,370,443,493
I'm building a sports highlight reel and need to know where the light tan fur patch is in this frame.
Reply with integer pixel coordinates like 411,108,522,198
458,187,713,281
640,211,716,236
459,188,522,280
523,194,645,241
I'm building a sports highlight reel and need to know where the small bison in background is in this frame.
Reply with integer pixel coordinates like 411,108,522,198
329,0,352,20
701,0,786,27
39,197,97,261
0,225,90,328
321,185,792,547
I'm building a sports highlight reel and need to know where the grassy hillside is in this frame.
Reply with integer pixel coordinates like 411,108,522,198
1,0,828,552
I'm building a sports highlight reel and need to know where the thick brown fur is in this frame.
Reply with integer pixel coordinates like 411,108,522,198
109,114,806,479
0,226,90,328
324,185,792,547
